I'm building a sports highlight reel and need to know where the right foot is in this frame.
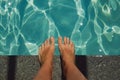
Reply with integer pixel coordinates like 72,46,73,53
58,37,75,65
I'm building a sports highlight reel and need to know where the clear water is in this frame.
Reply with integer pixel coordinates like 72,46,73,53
0,0,120,55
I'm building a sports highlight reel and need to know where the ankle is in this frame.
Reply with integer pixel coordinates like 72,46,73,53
62,62,75,77
62,58,75,66
65,61,75,67
63,60,75,71
41,61,53,68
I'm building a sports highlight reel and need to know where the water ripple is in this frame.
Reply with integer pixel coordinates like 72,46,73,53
0,0,120,55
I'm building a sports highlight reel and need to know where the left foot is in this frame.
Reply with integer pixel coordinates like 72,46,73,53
38,37,55,66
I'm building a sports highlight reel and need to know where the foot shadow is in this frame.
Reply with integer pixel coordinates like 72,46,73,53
76,56,87,78
7,56,17,80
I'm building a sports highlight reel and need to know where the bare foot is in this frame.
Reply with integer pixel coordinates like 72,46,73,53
58,37,87,80
38,37,55,66
58,37,75,65
34,37,54,80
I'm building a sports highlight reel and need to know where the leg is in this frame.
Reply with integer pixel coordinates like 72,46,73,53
58,37,87,80
34,37,55,80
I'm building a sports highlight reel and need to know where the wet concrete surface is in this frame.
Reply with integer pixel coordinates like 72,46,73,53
0,56,120,80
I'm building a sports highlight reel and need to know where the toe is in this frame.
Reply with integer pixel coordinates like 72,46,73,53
64,37,67,44
39,46,42,52
45,40,47,46
41,44,44,50
66,37,70,44
50,37,55,45
38,47,41,56
46,39,49,46
58,37,62,45
70,40,74,48
70,40,72,45
38,47,42,61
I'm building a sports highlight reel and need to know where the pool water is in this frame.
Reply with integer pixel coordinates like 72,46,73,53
0,0,120,55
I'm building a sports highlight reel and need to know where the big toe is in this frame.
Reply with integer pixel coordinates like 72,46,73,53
58,37,62,45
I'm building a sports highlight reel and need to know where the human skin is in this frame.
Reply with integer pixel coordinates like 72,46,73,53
34,37,87,80
34,37,54,80
58,37,87,80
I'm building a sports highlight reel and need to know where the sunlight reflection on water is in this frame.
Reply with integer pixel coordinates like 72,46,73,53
0,0,120,55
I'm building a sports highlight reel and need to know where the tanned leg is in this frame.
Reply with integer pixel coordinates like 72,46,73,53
58,37,87,80
34,37,55,80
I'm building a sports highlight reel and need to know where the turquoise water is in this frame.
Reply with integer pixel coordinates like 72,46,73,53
0,0,120,55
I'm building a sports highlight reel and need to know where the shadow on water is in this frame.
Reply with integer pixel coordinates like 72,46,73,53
7,56,17,80
61,56,87,80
